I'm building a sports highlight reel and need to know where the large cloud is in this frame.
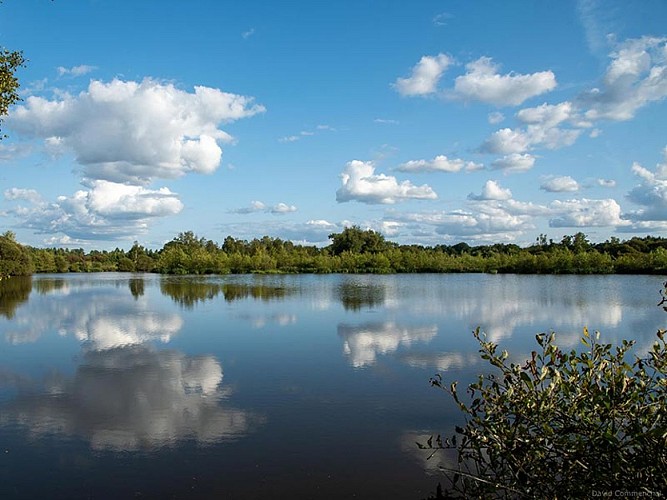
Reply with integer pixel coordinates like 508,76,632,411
4,180,183,240
382,176,630,243
433,204,536,238
336,160,437,204
478,35,667,161
391,203,537,242
549,198,628,227
453,57,557,106
9,78,265,184
580,37,667,121
481,102,582,156
393,54,452,96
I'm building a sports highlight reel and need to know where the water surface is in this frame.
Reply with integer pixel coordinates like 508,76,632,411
0,273,663,499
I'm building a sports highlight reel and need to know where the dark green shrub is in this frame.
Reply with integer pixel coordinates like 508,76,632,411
425,325,667,498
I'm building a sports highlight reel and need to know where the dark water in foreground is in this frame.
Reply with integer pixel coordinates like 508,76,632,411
0,273,664,499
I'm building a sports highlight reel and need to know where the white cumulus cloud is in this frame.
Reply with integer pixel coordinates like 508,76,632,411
5,181,183,241
336,160,437,204
540,176,581,192
9,78,265,184
482,102,583,155
453,57,557,106
394,54,452,96
481,128,532,154
271,202,297,214
468,180,513,201
434,204,535,239
549,198,628,227
397,155,482,173
516,101,576,128
581,37,667,121
392,202,537,242
490,153,536,173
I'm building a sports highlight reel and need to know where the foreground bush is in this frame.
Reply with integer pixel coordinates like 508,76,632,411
425,326,667,498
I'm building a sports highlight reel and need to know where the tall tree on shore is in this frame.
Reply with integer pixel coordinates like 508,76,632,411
0,231,34,276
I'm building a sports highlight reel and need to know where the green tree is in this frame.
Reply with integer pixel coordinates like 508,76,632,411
328,226,389,255
117,256,135,272
0,47,25,137
54,254,69,273
572,231,591,253
0,232,34,276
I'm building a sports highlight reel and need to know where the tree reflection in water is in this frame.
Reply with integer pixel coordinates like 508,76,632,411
129,277,145,299
0,276,31,319
160,277,295,308
337,280,385,311
32,277,66,295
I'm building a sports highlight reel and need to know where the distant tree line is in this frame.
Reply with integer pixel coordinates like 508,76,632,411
3,227,667,277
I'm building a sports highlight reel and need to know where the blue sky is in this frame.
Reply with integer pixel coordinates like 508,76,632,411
1,0,667,249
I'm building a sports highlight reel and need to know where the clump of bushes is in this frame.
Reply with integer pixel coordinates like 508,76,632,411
425,315,666,497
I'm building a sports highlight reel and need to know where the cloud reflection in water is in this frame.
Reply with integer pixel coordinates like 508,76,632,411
1,345,259,451
338,322,438,368
3,281,182,349
0,275,260,451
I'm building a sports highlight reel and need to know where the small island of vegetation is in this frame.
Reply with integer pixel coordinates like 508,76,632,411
3,227,667,277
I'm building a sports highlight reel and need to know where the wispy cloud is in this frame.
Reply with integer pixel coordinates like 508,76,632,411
576,0,614,55
279,125,335,143
231,200,297,215
432,12,453,27
374,118,399,125
488,111,505,124
57,64,97,77
0,143,32,162
397,155,482,173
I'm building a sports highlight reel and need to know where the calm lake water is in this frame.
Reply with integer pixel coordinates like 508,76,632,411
0,273,664,499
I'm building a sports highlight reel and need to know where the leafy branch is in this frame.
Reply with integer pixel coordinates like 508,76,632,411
424,314,667,498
